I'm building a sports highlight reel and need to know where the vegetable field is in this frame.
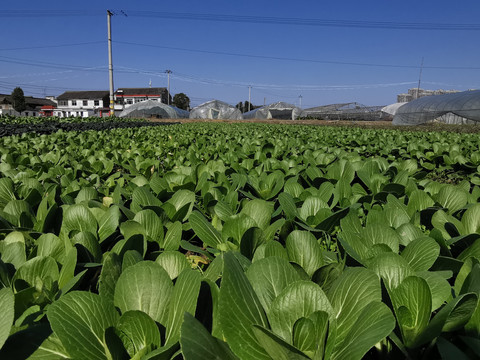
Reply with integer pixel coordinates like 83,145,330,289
1,121,480,359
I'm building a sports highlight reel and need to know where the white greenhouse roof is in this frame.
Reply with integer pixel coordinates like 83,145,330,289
393,90,480,125
189,100,243,120
243,101,302,120
119,99,189,119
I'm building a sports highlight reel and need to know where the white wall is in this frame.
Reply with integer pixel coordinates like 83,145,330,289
53,110,94,117
57,99,104,108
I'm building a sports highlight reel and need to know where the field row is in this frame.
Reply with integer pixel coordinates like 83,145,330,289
0,123,479,359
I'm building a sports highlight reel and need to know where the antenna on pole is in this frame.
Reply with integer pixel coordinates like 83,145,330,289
416,57,424,100
248,85,252,112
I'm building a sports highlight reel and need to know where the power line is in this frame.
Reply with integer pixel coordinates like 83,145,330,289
0,55,159,74
118,67,418,90
2,10,480,31
114,40,480,70
0,10,100,17
2,58,416,92
0,80,93,92
169,71,418,91
0,41,104,51
122,11,480,31
0,55,106,71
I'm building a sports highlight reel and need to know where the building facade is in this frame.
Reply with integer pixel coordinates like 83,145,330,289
1,88,172,118
54,91,110,117
397,88,460,103
115,87,170,109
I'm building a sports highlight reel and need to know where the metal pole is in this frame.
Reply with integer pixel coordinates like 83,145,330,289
248,86,251,112
299,95,302,108
107,10,115,116
416,57,424,100
166,70,172,105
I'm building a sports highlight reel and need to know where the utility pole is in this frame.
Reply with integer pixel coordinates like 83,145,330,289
107,10,115,116
416,57,424,100
299,95,303,108
248,85,252,112
165,70,172,105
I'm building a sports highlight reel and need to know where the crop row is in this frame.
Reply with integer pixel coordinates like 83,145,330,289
0,115,149,125
0,123,480,359
0,120,177,138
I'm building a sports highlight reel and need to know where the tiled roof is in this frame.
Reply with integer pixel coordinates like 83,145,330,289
116,87,167,96
57,91,109,100
0,94,56,108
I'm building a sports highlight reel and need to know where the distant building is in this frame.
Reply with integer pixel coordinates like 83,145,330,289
54,91,110,117
1,87,172,118
0,94,56,117
115,87,170,109
397,88,460,103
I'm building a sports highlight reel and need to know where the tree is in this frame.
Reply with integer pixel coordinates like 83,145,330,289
236,102,244,113
173,93,190,110
11,87,26,113
236,101,259,113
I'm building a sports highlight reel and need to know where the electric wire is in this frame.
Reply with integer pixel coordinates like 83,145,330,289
123,11,480,31
114,40,480,70
0,41,105,51
1,10,480,31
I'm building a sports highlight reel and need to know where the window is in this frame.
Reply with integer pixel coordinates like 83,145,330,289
94,100,100,106
126,98,133,105
83,100,88,106
59,100,67,106
71,100,77,106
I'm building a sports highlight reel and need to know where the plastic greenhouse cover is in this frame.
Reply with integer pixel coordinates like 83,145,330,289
381,103,407,115
392,90,480,125
189,100,243,120
119,99,189,119
243,101,302,120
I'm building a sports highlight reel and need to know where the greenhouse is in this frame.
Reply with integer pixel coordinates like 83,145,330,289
381,102,407,116
243,101,301,120
300,102,386,121
189,100,243,120
119,100,189,119
392,90,480,125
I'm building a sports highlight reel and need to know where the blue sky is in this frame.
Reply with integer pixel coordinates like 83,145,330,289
1,0,480,107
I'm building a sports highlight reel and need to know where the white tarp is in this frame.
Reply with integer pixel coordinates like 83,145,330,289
189,100,243,120
393,90,480,125
119,99,189,119
381,102,407,115
243,101,302,120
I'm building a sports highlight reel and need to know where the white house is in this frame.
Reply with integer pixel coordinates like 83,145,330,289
115,87,170,109
54,91,110,117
